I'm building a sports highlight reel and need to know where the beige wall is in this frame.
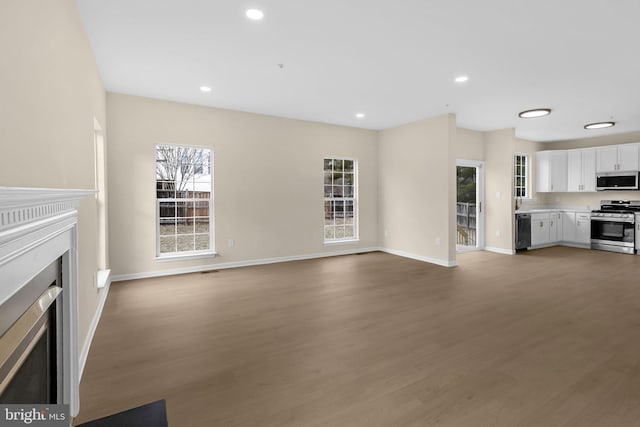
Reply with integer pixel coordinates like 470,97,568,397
0,0,106,361
107,93,378,277
484,129,516,252
514,137,544,209
456,127,485,161
378,114,456,265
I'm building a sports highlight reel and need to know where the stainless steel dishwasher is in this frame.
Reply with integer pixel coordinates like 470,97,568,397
515,213,531,250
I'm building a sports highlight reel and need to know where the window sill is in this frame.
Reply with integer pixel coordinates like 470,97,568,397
324,239,360,246
96,269,111,289
155,251,217,262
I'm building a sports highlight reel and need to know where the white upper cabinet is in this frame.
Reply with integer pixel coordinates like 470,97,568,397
582,149,596,191
567,150,581,191
535,143,637,194
596,144,639,172
536,150,567,192
619,144,639,171
596,146,618,172
567,148,596,192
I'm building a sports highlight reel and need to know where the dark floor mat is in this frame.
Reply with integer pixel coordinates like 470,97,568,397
76,400,167,427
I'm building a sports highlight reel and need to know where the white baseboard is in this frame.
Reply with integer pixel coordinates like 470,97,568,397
79,275,111,380
379,247,457,267
111,247,382,282
558,242,591,249
485,246,515,255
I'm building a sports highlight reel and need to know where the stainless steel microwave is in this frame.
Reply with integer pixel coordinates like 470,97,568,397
596,171,640,191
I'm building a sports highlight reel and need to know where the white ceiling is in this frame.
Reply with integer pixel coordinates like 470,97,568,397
76,0,640,142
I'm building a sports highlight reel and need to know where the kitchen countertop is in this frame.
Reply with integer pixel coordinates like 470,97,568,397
515,206,591,214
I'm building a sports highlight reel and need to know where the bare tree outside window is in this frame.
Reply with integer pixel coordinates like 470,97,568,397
156,145,213,255
156,145,210,195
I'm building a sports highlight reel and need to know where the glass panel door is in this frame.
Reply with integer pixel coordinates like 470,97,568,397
456,160,484,252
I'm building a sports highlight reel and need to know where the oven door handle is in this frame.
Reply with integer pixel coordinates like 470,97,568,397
590,216,635,223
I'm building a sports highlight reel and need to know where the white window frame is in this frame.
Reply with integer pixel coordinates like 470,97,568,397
93,118,110,288
514,153,530,199
323,157,359,244
155,144,216,260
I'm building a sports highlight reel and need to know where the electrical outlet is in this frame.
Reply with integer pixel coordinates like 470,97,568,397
384,229,388,237
435,237,441,245
496,191,501,199
228,239,235,248
496,230,501,237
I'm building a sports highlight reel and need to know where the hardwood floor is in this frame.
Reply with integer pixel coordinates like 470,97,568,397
74,248,640,426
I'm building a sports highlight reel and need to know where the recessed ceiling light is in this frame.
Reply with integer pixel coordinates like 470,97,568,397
454,75,469,83
355,113,365,118
584,121,615,130
518,108,551,118
246,9,264,20
200,86,212,93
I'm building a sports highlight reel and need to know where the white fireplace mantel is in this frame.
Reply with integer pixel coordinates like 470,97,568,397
0,187,93,416
0,187,94,229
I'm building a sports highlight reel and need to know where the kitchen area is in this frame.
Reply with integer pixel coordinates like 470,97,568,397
515,141,640,255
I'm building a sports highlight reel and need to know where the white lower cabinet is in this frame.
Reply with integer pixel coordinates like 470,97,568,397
531,213,550,246
562,212,576,242
526,210,590,249
574,213,591,244
561,211,590,245
549,212,562,241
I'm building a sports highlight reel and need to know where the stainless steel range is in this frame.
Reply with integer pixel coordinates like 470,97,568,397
591,200,640,254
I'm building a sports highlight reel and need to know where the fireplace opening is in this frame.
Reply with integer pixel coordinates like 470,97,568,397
0,258,62,404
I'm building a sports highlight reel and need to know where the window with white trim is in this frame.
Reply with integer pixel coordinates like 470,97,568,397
324,157,357,242
93,120,107,271
514,154,529,198
156,145,213,256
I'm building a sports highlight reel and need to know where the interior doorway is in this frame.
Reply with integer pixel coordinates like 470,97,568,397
456,160,484,252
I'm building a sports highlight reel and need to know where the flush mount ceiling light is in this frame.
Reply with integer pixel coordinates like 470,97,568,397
246,9,264,20
584,121,615,130
199,86,212,92
355,113,365,118
454,75,469,83
518,108,551,118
